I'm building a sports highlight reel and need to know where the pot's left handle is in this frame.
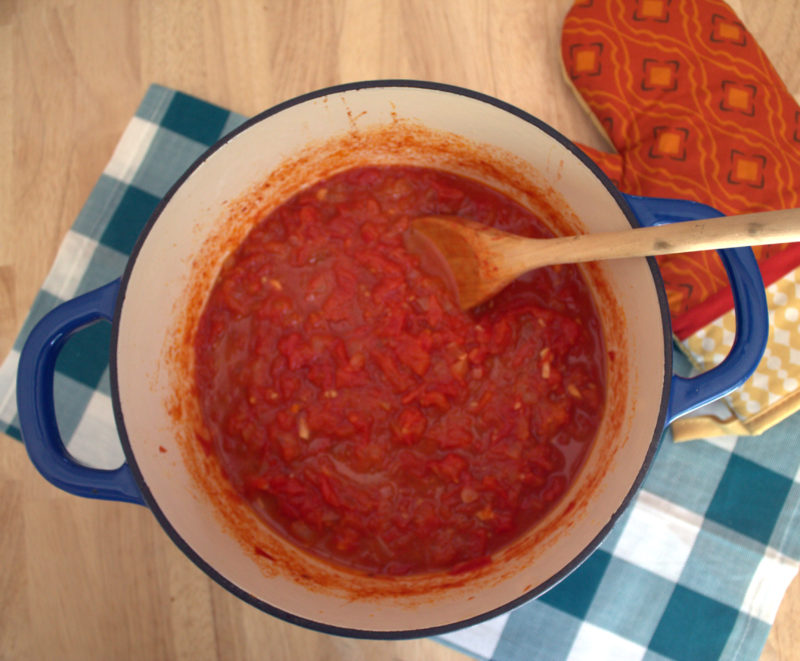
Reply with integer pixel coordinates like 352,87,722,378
16,279,145,505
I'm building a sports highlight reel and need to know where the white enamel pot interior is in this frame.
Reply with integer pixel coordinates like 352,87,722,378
112,81,671,637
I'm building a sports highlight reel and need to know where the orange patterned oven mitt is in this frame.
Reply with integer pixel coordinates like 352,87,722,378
561,0,800,439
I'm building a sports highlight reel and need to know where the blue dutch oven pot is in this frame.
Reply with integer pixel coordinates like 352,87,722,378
16,82,769,638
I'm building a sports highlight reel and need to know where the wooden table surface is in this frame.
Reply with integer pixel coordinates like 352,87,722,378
1,1,798,659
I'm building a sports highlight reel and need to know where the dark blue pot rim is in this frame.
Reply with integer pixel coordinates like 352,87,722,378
109,79,671,640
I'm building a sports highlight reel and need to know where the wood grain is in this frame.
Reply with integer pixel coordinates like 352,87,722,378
1,1,798,659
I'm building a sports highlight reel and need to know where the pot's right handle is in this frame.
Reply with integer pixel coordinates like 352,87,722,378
16,279,145,505
622,195,769,423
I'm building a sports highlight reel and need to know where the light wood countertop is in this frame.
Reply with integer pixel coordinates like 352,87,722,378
1,1,797,659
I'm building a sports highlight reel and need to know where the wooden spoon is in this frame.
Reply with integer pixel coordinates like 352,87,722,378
408,209,800,310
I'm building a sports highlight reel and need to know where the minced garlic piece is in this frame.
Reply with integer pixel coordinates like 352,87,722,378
297,414,310,440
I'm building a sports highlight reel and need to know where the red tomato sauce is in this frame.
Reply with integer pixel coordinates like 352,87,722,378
194,166,605,576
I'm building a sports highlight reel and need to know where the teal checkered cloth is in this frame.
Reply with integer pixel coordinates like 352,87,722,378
1,84,798,661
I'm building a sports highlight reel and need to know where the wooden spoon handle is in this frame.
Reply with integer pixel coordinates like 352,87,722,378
503,207,800,273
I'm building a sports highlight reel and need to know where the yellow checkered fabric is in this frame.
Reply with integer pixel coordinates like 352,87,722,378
674,266,800,439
